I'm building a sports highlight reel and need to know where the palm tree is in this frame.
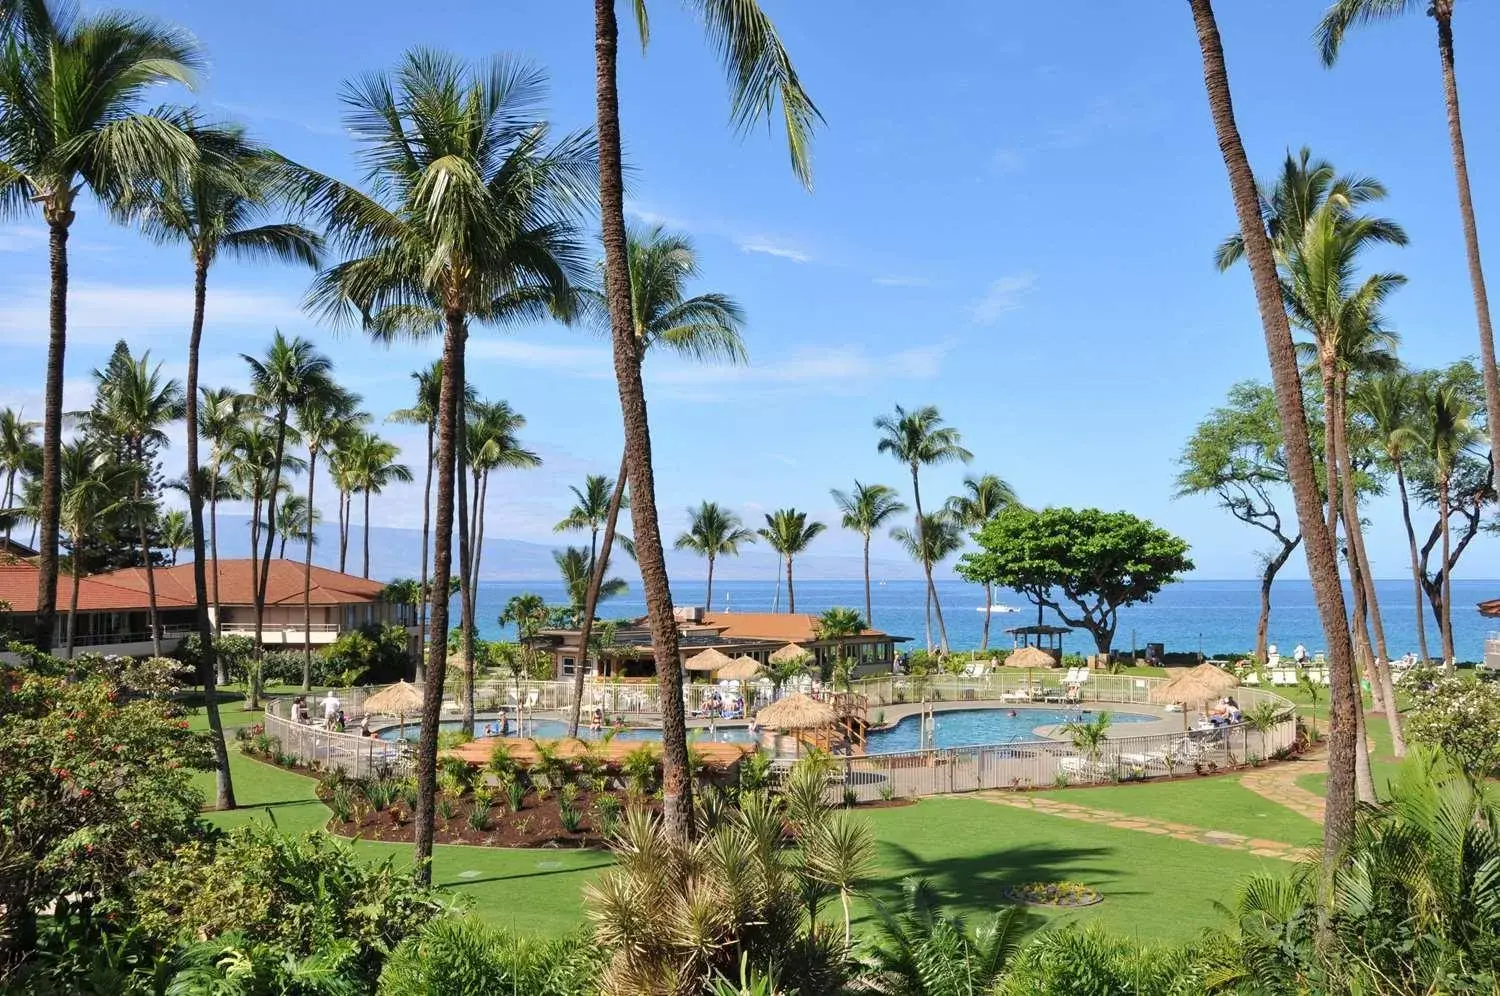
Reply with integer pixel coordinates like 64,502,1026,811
864,878,1023,996
58,442,139,659
0,409,38,548
589,0,812,842
158,509,190,566
555,546,625,618
198,387,246,647
280,49,594,878
555,474,619,580
830,481,907,628
293,386,362,688
499,592,548,641
1186,0,1362,858
757,509,825,614
674,501,755,612
945,474,1020,650
569,223,746,753
1355,370,1430,661
890,511,964,652
341,430,410,580
1427,379,1476,669
815,606,865,688
0,2,202,653
90,347,185,658
243,332,332,668
274,493,317,560
124,116,320,770
1061,711,1113,775
1318,1,1500,487
875,405,973,653
328,437,358,574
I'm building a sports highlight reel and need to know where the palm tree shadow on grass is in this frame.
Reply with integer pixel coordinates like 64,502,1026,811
433,856,615,890
856,839,1120,931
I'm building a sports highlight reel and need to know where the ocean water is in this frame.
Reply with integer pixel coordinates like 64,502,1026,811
464,577,1500,663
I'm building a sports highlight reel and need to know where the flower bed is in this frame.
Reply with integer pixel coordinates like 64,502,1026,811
1001,881,1103,908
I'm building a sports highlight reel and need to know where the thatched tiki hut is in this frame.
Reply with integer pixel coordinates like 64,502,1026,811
683,647,734,676
1003,646,1057,670
753,692,837,755
1150,663,1239,729
717,656,762,681
362,680,424,738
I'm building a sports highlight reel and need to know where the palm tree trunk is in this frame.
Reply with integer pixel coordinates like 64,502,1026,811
705,552,715,612
362,488,372,579
3,469,15,546
862,532,873,626
416,420,434,682
253,406,290,707
981,582,993,651
337,490,348,573
135,474,163,658
1353,687,1376,803
302,450,318,691
414,310,464,883
1439,477,1455,668
909,468,932,653
568,453,627,737
186,256,234,808
65,546,80,659
596,0,693,841
209,454,224,650
1394,460,1430,662
456,387,477,732
785,554,795,613
35,221,69,655
247,484,263,708
1435,12,1500,483
1187,0,1359,859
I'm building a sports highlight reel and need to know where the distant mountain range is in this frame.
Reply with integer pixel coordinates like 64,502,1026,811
210,515,932,583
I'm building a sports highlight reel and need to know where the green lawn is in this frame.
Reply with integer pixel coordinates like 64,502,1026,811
1033,776,1321,847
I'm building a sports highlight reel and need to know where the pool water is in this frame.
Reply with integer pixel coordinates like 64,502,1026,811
864,707,1158,754
376,718,758,745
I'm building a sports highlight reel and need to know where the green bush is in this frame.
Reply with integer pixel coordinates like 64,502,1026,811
173,633,257,682
326,623,412,686
377,920,598,996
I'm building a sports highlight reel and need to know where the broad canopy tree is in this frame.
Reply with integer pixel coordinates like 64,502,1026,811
957,506,1193,655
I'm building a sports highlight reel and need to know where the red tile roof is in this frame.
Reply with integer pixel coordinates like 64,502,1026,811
0,559,385,614
699,612,887,643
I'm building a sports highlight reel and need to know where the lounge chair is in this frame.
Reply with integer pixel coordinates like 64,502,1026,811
1058,755,1110,781
1001,685,1035,703
1242,671,1260,686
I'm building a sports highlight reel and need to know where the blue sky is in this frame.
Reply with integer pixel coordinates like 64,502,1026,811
3,0,1499,581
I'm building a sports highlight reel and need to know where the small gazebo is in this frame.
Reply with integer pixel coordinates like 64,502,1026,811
754,692,837,755
1004,624,1072,664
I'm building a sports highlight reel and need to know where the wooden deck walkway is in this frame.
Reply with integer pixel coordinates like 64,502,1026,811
449,735,753,770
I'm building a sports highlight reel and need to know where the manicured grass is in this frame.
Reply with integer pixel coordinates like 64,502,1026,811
1034,776,1321,847
855,796,1284,942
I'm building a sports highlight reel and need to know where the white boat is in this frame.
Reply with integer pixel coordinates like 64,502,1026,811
976,604,1021,613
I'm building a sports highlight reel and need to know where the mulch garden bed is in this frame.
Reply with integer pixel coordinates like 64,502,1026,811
326,787,638,848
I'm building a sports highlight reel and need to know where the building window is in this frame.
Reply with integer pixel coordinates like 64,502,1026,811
562,656,576,676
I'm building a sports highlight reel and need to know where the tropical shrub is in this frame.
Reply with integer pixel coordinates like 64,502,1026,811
377,919,599,995
324,623,411,685
133,824,451,990
1399,667,1500,775
172,633,257,683
994,925,1202,995
0,658,212,966
862,877,1025,996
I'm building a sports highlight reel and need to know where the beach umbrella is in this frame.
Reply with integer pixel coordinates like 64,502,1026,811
769,643,810,664
718,656,762,681
1151,663,1239,729
363,680,423,739
684,647,734,673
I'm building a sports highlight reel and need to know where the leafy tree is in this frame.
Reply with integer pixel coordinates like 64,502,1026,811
890,511,964,654
757,508,826,614
1186,1,1364,857
831,481,907,628
1176,382,1302,662
674,501,756,612
958,507,1193,654
875,405,972,653
0,654,213,967
0,1,202,655
1401,669,1500,776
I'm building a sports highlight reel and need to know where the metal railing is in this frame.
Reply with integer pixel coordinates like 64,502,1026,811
67,625,195,649
261,709,413,779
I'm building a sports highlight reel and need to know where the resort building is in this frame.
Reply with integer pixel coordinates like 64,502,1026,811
525,608,909,680
0,557,417,658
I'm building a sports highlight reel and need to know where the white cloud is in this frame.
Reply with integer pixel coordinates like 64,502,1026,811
650,342,952,397
736,236,811,263
873,274,939,288
0,282,306,344
0,225,48,253
466,338,614,378
968,273,1037,324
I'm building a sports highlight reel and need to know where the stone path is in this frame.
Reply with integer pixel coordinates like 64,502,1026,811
1239,746,1328,824
977,791,1312,862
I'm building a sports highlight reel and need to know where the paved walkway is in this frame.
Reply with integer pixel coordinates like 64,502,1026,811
1239,746,1328,823
977,791,1311,861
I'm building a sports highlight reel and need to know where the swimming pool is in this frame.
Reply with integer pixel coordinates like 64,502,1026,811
864,707,1158,754
376,718,758,745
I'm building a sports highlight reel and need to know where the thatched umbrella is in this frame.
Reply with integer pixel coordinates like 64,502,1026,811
754,692,836,730
718,656,762,681
769,642,810,664
363,680,424,739
1151,663,1239,728
1003,646,1056,669
684,647,734,673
